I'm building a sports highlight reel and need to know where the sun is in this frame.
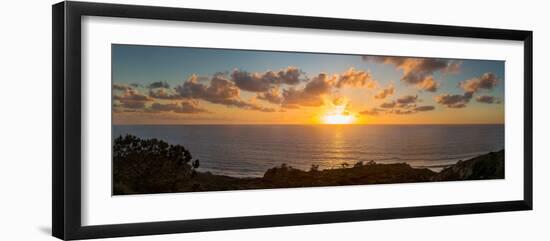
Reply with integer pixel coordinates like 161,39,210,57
323,114,355,124
322,103,356,124
320,97,357,124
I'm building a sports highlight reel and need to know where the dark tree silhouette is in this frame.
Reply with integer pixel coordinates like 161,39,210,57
113,135,199,194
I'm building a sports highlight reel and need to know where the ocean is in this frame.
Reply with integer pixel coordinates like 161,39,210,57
112,124,504,177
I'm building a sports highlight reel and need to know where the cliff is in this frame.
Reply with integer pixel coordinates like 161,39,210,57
166,150,505,194
432,150,504,181
114,146,505,195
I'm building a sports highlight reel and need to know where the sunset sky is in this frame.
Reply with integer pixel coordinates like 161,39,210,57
112,44,504,125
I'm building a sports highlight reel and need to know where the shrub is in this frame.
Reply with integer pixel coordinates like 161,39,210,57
113,134,199,194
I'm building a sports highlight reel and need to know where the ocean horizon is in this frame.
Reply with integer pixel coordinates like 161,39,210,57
113,124,504,177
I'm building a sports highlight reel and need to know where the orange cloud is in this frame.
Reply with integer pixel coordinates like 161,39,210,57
364,56,460,92
476,95,501,104
435,72,500,109
396,95,418,104
230,66,304,92
460,72,498,94
257,87,283,104
147,81,170,89
113,87,153,109
380,101,396,108
175,74,275,112
282,73,336,107
149,100,208,114
435,93,472,108
360,108,384,116
335,68,377,89
374,85,395,99
149,88,182,100
414,105,436,111
417,76,439,92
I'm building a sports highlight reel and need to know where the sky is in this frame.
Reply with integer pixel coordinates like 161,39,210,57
112,44,505,125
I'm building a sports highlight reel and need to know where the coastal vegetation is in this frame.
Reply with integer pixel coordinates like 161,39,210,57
113,135,504,195
113,135,200,194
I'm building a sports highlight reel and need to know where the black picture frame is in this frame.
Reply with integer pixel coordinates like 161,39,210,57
52,1,533,240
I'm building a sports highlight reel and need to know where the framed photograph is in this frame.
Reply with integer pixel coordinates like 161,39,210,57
52,1,533,240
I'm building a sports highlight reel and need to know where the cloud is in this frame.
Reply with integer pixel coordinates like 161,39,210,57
335,68,376,89
364,56,460,92
176,74,276,112
435,93,472,108
460,72,499,94
434,72,500,108
147,81,170,89
392,109,416,115
476,95,501,104
257,87,283,104
177,74,238,102
414,105,436,111
362,104,434,116
372,93,433,115
396,95,418,104
444,61,462,74
275,69,376,108
380,101,396,108
149,88,182,100
117,101,145,109
281,103,300,109
248,104,277,112
417,76,439,92
303,73,336,95
276,67,303,85
360,108,385,116
282,88,324,107
113,83,132,91
394,95,419,109
149,100,208,114
113,88,153,109
230,67,304,92
374,85,395,99
394,107,435,114
281,73,336,107
174,68,382,110
232,68,381,108
332,96,347,106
